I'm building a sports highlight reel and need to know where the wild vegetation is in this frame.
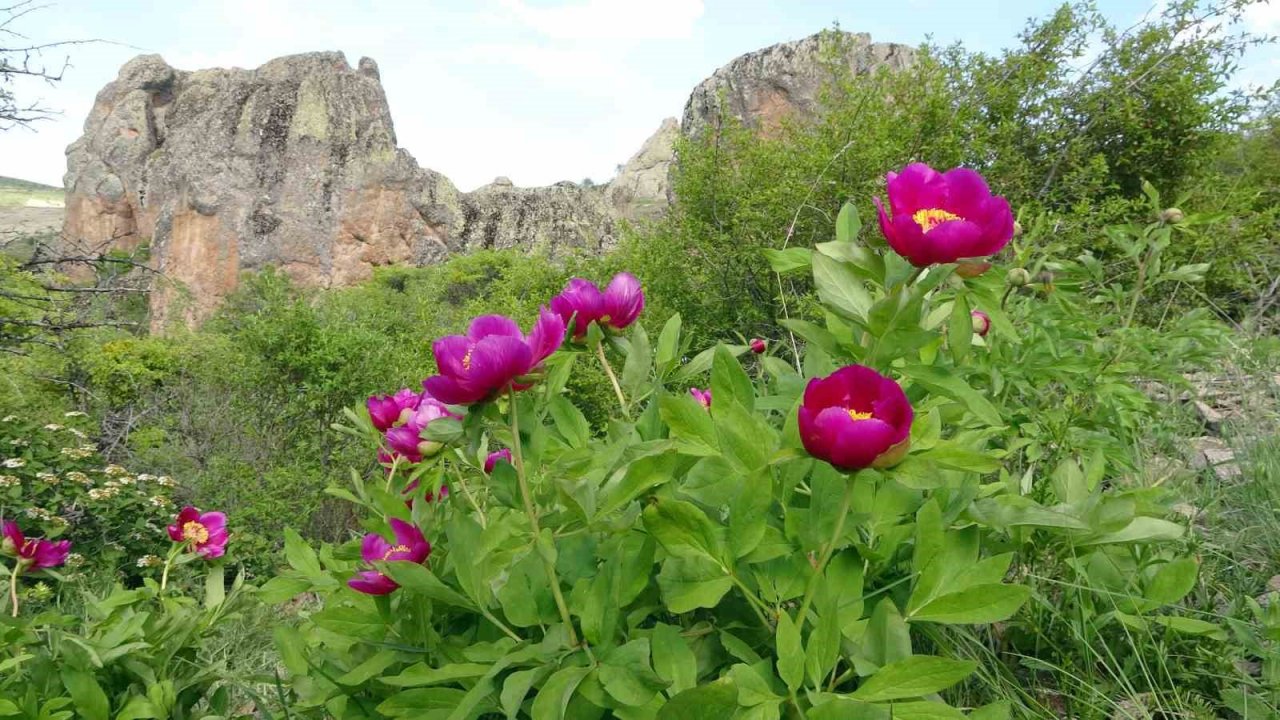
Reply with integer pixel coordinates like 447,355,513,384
1,0,1278,718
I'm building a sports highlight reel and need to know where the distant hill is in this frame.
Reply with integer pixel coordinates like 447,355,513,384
0,176,64,208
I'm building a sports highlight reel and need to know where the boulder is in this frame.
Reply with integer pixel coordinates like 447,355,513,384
606,117,679,221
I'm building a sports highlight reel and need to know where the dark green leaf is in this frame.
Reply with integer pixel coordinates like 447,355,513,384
851,656,976,702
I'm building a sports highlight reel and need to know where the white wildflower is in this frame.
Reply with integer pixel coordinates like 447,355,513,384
3,458,26,468
156,476,177,488
67,471,91,485
65,553,85,568
135,554,163,568
43,424,63,431
9,438,28,447
1,415,16,422
0,475,19,488
36,472,59,485
103,465,128,477
64,411,87,418
148,495,171,508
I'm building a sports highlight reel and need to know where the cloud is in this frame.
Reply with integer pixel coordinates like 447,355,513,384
501,0,705,41
1243,0,1280,34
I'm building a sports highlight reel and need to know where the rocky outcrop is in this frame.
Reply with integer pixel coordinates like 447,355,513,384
62,53,614,328
62,30,913,328
681,31,915,137
607,118,679,221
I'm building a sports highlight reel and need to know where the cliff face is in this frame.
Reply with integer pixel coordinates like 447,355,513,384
61,31,913,328
62,53,614,327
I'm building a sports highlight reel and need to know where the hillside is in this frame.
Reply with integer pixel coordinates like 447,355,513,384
0,175,64,208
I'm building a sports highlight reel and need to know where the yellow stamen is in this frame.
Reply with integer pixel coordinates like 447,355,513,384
847,409,873,421
383,544,411,561
912,208,961,234
462,350,473,370
182,521,209,545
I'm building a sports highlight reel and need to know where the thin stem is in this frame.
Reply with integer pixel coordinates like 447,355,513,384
1124,242,1158,329
594,342,630,418
794,478,855,628
481,606,524,644
451,466,487,528
8,565,19,618
729,573,775,629
159,543,180,592
509,393,581,647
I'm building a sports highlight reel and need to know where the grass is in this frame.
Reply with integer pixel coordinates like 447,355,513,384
0,175,63,208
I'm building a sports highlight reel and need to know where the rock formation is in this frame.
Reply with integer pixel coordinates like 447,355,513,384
681,31,915,137
62,53,614,327
61,30,913,328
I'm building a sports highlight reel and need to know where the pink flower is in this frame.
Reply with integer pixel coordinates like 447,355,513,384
348,518,431,595
689,387,712,409
798,365,913,471
484,448,513,474
971,310,991,337
367,388,421,431
423,310,566,405
402,479,448,508
873,163,1014,267
1,520,70,569
550,273,645,341
166,507,229,559
749,338,767,354
383,393,461,463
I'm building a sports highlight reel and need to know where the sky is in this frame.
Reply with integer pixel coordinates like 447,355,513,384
1,0,1277,191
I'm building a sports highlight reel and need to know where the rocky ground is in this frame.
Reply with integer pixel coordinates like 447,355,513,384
0,206,63,238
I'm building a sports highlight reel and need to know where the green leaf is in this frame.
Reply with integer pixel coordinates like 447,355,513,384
1151,615,1228,640
657,557,733,613
598,452,681,517
382,562,477,609
204,563,225,609
312,603,387,641
0,701,18,716
862,598,912,670
274,625,308,676
643,499,725,562
657,680,739,720
257,574,311,603
966,496,1090,531
1080,517,1184,546
382,662,490,687
1145,557,1199,606
113,696,159,720
851,656,976,702
969,701,1012,720
714,400,774,475
502,666,552,719
336,650,400,686
377,688,468,717
423,417,464,443
712,345,755,412
599,641,668,707
61,669,109,720
909,584,1031,624
763,247,814,274
656,313,683,372
531,666,592,720
622,325,653,399
948,293,972,365
660,392,719,455
775,614,804,692
836,201,863,243
917,443,1003,473
651,623,698,696
549,396,592,448
902,365,1002,427
284,528,322,577
813,253,873,322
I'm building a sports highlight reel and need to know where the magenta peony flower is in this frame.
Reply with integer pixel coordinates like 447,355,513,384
1,520,70,569
798,365,913,471
550,272,645,341
383,393,460,463
367,388,422,432
484,448,513,474
689,387,712,409
348,518,431,595
166,507,228,559
971,310,991,337
749,338,767,354
423,309,566,406
873,163,1014,268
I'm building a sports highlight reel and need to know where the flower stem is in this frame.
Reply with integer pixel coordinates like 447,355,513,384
594,342,630,418
452,466,487,528
8,565,19,618
159,544,180,593
794,477,854,628
509,394,581,647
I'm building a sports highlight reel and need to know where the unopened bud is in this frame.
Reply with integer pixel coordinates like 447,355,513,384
970,310,991,337
1159,207,1184,224
1012,221,1023,237
1006,268,1032,287
749,338,767,354
418,440,444,459
0,535,14,557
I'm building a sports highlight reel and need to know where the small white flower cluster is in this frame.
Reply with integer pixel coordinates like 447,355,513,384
9,438,28,447
137,473,156,483
148,495,171,508
63,411,88,418
87,486,121,501
60,446,95,459
1,415,17,422
36,472,59,485
0,475,19,488
65,552,85,568
135,554,164,568
23,507,53,522
66,471,92,486
67,428,88,440
3,458,26,468
103,464,129,477
43,423,64,431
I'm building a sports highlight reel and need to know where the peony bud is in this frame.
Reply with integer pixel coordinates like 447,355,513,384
1012,221,1023,237
1159,207,1184,224
689,387,712,409
749,338,767,354
971,310,991,337
1006,268,1032,287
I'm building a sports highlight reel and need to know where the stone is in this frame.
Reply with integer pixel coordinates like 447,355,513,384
681,30,915,138
1193,400,1226,432
1188,436,1241,481
606,117,679,220
62,52,616,328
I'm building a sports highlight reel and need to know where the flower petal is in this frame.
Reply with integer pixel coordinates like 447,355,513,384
431,335,473,377
467,335,534,394
940,167,993,218
602,272,644,329
467,315,523,341
3,520,24,549
348,570,399,595
360,532,392,564
526,306,567,365
33,539,70,568
423,375,485,406
920,219,987,263
198,511,226,534
887,212,933,267
886,162,947,216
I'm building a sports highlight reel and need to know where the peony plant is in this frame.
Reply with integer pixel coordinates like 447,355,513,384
262,166,1198,718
